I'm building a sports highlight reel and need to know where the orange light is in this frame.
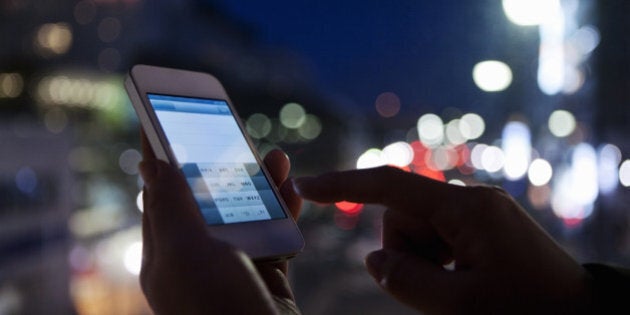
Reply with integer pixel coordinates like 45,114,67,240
415,167,446,182
335,201,364,215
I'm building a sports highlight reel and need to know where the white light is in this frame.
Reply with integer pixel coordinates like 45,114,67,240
417,114,444,147
357,148,386,169
620,160,630,187
502,121,531,180
551,144,598,221
502,0,561,26
481,146,505,173
448,179,466,186
571,143,599,205
537,1,566,95
431,146,457,171
136,191,143,212
470,143,488,170
599,144,621,194
445,119,467,145
123,241,143,275
460,113,485,140
279,103,306,129
548,110,576,137
382,142,414,167
572,25,600,56
528,159,553,186
472,60,513,92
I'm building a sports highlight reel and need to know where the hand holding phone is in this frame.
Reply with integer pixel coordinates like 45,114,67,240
125,65,304,261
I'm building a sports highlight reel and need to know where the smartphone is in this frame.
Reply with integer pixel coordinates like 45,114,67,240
125,64,304,261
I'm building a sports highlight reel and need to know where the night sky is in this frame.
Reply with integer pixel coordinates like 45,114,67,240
212,0,542,126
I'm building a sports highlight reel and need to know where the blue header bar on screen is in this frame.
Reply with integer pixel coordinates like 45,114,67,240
147,94,231,115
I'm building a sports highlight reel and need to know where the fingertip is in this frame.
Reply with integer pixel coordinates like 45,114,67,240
291,177,315,197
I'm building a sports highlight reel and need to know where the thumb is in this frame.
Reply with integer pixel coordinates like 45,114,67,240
139,159,208,244
365,249,464,313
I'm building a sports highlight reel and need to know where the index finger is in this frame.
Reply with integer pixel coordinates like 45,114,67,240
293,166,461,219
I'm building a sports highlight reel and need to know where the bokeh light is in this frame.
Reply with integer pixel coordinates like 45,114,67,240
119,149,142,175
472,60,513,92
0,73,24,98
374,92,401,118
548,110,576,137
460,113,485,140
417,114,444,147
620,160,630,187
502,121,531,180
297,114,322,140
356,148,385,169
502,0,561,26
34,23,73,56
598,144,621,194
279,102,306,129
382,141,414,167
246,113,272,139
123,241,142,275
335,201,363,215
528,158,553,186
480,146,505,173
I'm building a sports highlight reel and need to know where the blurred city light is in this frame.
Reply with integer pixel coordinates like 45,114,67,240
43,108,69,133
97,17,122,43
470,143,488,170
119,149,142,175
382,141,414,167
279,102,306,129
502,121,531,180
297,114,322,140
472,60,513,92
552,143,598,223
356,148,385,169
34,23,73,56
136,191,144,212
502,0,561,26
374,92,401,118
334,201,363,215
528,158,553,186
0,73,24,98
246,113,272,139
460,113,485,140
123,241,142,276
448,179,466,186
480,145,505,173
620,160,630,187
445,119,466,145
417,113,444,147
598,144,622,194
548,110,576,137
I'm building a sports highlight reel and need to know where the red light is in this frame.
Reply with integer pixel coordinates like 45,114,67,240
563,218,583,227
335,201,364,215
415,167,446,182
410,141,429,168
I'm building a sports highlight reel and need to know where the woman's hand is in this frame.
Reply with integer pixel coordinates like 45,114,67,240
294,166,593,315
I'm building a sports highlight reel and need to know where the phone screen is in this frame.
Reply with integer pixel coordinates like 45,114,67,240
147,94,287,225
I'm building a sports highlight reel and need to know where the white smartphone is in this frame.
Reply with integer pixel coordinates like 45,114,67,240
125,64,304,261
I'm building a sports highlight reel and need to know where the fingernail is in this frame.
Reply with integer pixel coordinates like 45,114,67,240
365,250,388,285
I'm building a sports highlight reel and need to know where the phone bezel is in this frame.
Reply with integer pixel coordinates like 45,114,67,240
125,64,304,261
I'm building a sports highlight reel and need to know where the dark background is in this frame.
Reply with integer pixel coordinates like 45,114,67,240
0,0,629,314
